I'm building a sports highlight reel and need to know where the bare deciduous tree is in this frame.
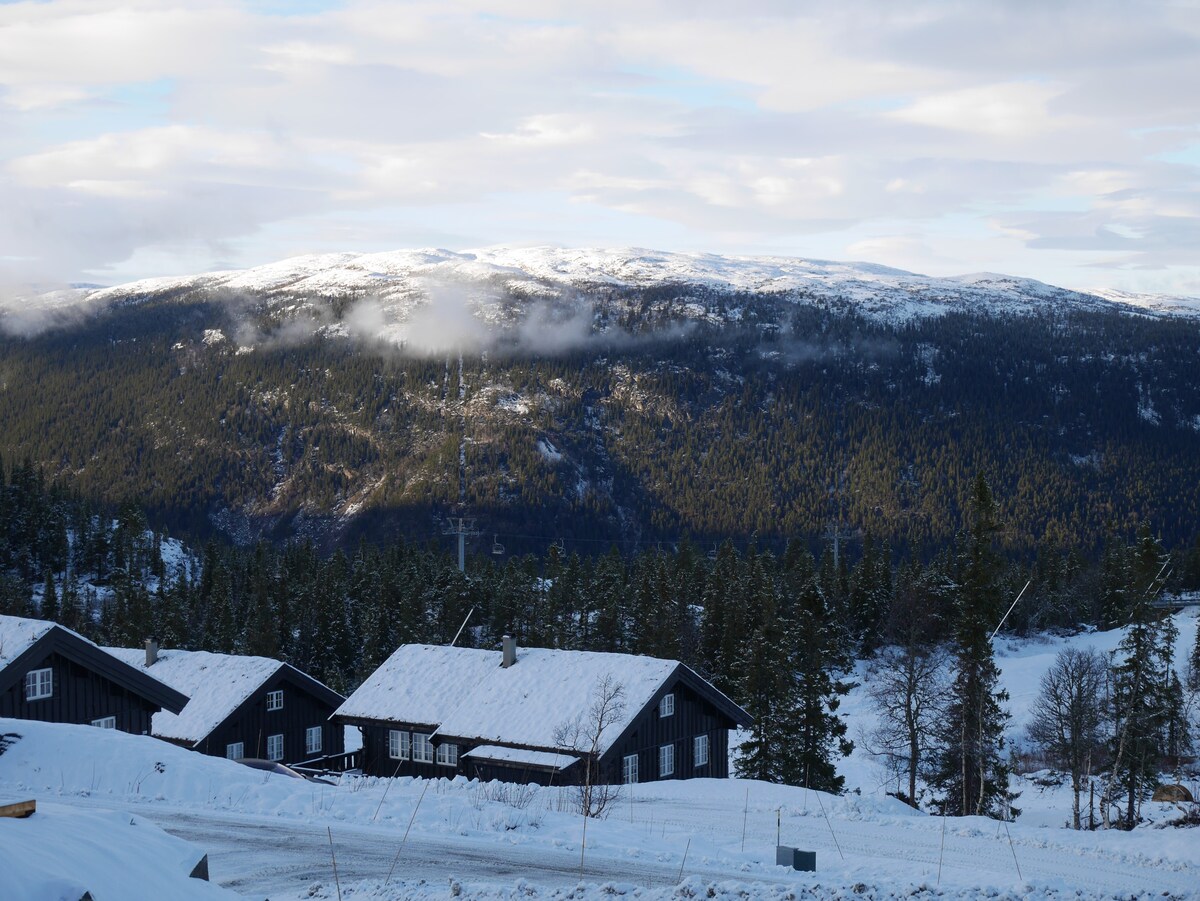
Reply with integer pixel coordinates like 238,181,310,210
553,674,626,819
1027,648,1108,830
862,643,949,807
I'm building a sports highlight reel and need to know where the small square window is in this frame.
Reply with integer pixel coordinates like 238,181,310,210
413,733,434,764
305,726,323,755
694,734,709,767
659,743,675,777
24,667,53,701
622,753,639,784
388,730,410,760
266,733,284,761
226,741,245,760
659,693,675,718
436,742,458,766
266,690,284,711
91,716,116,729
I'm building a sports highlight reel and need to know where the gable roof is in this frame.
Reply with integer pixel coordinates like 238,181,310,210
0,616,56,669
104,646,343,744
335,644,750,757
0,615,188,714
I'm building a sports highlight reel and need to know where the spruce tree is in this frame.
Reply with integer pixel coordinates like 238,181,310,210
783,572,853,792
930,474,1012,818
1106,527,1172,828
41,570,59,623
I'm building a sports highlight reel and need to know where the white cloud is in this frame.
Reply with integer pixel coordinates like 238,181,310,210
0,0,1196,293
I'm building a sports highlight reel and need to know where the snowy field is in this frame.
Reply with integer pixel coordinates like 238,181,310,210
0,612,1196,900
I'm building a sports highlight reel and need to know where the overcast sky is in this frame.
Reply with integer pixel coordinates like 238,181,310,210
1,0,1198,294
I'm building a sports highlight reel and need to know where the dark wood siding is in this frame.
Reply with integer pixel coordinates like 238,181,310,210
0,650,157,735
602,677,734,783
360,722,464,779
192,669,344,765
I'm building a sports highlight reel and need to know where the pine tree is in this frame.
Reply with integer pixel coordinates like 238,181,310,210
930,474,1013,818
782,573,853,792
734,574,793,783
1106,528,1172,829
41,570,59,623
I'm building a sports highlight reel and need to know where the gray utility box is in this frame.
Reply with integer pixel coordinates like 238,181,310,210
776,846,816,871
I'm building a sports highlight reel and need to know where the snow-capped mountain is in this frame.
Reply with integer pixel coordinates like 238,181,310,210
20,247,1200,334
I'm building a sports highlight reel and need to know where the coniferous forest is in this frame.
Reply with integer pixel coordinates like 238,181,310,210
2,289,1200,817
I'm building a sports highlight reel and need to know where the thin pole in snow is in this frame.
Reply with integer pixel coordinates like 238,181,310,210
776,808,781,847
676,837,691,884
740,786,750,853
450,605,476,647
990,580,1031,641
326,827,342,901
1003,819,1023,882
372,757,405,822
384,777,433,886
814,790,844,861
937,810,947,886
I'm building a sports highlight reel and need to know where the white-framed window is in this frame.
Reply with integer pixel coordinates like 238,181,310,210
622,753,639,784
388,729,410,760
436,742,458,767
659,692,675,718
266,733,284,761
305,726,323,755
91,716,116,729
659,743,675,777
24,667,53,701
413,733,434,764
266,689,284,711
694,734,709,767
226,742,244,760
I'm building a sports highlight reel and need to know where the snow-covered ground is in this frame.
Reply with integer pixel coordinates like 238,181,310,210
0,611,1195,899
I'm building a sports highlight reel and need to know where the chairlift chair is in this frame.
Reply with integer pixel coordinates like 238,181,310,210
492,535,505,556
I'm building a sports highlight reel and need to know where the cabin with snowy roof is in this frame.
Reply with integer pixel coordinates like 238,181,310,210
334,637,752,785
0,615,187,734
104,643,345,767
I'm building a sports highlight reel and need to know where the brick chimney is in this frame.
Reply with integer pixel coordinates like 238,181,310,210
501,635,517,668
145,636,159,667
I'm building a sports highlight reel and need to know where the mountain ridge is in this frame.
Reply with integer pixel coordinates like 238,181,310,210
9,247,1200,340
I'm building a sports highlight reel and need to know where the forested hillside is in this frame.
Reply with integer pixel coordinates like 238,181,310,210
1,286,1199,558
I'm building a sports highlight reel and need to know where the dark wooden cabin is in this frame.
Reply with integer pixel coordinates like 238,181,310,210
105,644,345,767
0,616,187,734
335,637,751,784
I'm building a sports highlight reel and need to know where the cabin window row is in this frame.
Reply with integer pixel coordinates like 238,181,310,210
623,734,710,783
388,729,458,766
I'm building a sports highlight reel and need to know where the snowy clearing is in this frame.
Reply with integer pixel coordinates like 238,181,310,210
0,612,1196,899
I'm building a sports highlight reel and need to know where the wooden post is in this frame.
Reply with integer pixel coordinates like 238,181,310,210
0,800,35,818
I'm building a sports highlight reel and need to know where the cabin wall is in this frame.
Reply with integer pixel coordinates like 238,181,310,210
0,650,157,735
359,722,466,779
354,674,736,786
192,670,344,764
603,678,732,783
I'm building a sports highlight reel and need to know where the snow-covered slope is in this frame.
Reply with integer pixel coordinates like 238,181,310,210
14,247,1200,332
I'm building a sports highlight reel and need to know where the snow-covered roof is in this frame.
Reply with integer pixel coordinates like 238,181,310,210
0,615,57,669
104,647,284,744
336,644,681,755
462,745,579,771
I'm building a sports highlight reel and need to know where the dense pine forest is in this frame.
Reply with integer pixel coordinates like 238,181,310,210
1,291,1199,555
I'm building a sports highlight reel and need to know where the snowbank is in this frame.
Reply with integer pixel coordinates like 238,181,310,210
0,801,243,901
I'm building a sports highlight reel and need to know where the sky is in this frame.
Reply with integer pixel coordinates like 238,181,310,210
1,0,1199,295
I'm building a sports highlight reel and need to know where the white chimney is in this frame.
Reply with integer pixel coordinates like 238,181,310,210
145,637,159,667
501,635,517,668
